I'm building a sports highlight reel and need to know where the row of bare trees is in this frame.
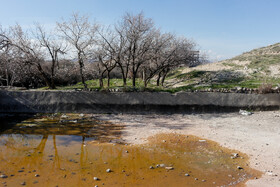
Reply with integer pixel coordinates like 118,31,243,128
0,12,201,89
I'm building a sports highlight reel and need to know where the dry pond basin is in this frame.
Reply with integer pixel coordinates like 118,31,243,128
0,113,261,186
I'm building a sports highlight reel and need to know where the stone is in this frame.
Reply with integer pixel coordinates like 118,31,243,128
239,109,253,116
265,171,277,176
165,167,174,170
231,153,239,159
149,166,154,169
35,174,40,177
0,174,8,178
93,177,99,181
236,87,242,91
61,114,68,118
21,182,26,185
106,169,111,173
184,173,190,176
237,166,243,170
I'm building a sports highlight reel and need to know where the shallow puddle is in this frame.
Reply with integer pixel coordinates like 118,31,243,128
0,114,261,186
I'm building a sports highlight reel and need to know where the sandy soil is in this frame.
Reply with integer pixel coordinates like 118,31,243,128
181,61,231,73
95,111,280,187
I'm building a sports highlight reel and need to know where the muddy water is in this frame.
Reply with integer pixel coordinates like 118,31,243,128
0,114,260,187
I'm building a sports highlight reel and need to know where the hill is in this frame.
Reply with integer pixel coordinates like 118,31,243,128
165,43,280,90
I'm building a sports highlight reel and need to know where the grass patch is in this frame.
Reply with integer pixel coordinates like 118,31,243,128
167,70,207,80
166,68,185,79
222,62,243,69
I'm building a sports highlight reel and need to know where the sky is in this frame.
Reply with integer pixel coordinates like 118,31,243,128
0,0,280,61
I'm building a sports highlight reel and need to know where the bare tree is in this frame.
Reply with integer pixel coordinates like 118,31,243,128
124,12,155,87
4,24,53,88
157,37,198,86
35,24,67,89
1,13,201,89
0,25,11,86
113,12,156,87
0,26,10,50
104,23,128,86
142,31,175,87
56,13,99,89
94,27,119,88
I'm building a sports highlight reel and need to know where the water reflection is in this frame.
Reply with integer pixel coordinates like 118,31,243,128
2,113,125,142
0,113,125,172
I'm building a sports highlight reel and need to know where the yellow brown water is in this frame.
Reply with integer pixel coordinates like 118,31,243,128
0,114,261,186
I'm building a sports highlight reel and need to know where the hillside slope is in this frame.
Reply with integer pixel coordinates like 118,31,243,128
166,43,280,89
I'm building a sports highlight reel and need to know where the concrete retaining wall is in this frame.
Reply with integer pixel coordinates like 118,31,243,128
0,90,280,114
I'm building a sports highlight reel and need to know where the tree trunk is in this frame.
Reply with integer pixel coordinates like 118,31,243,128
161,71,169,87
156,72,161,86
99,69,106,88
125,64,129,80
78,56,87,89
121,68,127,86
116,63,127,87
50,59,56,89
144,79,148,88
123,77,127,86
142,69,146,81
5,67,9,86
36,63,52,89
132,72,136,87
99,77,103,88
107,70,111,88
79,63,87,89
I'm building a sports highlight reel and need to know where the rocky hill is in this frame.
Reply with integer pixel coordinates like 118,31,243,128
226,42,280,77
166,43,280,90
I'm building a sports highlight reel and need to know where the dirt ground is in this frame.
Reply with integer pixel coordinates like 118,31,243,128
95,110,280,187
